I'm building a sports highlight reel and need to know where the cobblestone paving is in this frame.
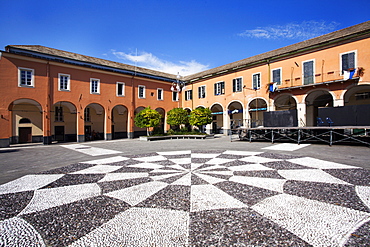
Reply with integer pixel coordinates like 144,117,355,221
0,150,369,246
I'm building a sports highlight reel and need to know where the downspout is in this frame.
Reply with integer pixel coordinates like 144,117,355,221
45,61,52,144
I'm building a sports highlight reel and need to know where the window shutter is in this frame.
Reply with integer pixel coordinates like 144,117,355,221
221,82,225,94
348,52,355,69
214,83,217,95
303,61,314,85
198,87,201,98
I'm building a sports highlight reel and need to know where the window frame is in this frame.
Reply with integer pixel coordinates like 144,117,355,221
198,85,206,99
252,73,261,90
172,91,179,102
302,59,315,85
340,50,357,75
271,68,282,85
214,81,225,95
232,77,243,92
18,67,34,87
90,78,100,94
84,107,91,122
58,73,70,91
157,88,163,100
116,82,125,97
55,106,64,122
185,89,193,101
138,85,146,99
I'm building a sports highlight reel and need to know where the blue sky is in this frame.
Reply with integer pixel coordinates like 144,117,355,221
1,0,369,76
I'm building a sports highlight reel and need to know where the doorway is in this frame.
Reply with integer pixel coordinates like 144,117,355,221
19,127,32,143
54,126,65,142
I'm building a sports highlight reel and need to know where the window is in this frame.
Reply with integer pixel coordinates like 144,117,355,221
198,86,206,98
303,60,314,85
233,77,243,92
271,68,282,85
185,90,193,101
18,67,34,87
157,88,163,100
59,74,70,91
84,108,90,122
55,106,63,122
90,78,100,94
252,73,261,89
214,81,225,95
341,51,356,74
117,82,125,96
138,85,145,98
172,91,178,101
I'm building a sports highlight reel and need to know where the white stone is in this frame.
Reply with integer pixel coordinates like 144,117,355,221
191,184,247,212
278,169,351,185
223,150,262,156
69,207,189,247
287,157,359,169
0,217,45,247
20,183,101,215
252,194,370,247
99,173,149,182
230,176,286,193
105,181,168,206
71,165,122,174
0,174,64,195
81,156,129,164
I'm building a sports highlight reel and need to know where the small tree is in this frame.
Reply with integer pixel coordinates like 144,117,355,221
189,107,212,132
134,107,162,136
167,108,189,130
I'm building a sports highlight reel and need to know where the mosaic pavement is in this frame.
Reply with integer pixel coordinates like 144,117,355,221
0,150,369,246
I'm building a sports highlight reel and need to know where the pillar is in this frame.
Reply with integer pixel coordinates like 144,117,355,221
42,110,52,145
127,110,134,139
297,103,306,127
77,109,85,142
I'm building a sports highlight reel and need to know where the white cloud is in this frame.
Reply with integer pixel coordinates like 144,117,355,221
238,21,340,40
112,50,209,76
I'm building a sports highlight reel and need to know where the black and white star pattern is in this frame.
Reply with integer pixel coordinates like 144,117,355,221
0,150,369,246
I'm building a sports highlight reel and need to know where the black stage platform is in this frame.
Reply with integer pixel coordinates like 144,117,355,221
233,126,370,146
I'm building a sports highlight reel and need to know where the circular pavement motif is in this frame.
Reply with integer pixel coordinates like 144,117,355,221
0,150,369,246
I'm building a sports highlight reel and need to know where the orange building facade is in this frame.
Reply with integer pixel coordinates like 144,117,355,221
0,46,179,147
182,21,370,134
1,21,370,147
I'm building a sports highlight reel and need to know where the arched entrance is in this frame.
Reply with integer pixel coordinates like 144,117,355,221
274,94,297,111
344,84,370,106
228,101,243,129
248,98,267,127
112,105,128,139
210,103,224,134
84,103,105,141
9,99,43,144
155,108,165,134
52,101,77,142
305,90,333,126
134,106,146,137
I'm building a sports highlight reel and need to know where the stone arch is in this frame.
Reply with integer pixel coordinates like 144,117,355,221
112,105,128,139
273,94,298,111
155,107,166,133
248,98,268,127
343,84,370,106
228,101,244,129
52,101,77,142
133,106,147,137
8,99,43,144
84,103,105,141
305,89,334,126
210,103,224,134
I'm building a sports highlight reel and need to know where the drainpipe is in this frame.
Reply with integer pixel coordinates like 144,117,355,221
45,61,52,144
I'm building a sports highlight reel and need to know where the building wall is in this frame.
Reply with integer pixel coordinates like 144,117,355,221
182,36,370,129
0,52,177,147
